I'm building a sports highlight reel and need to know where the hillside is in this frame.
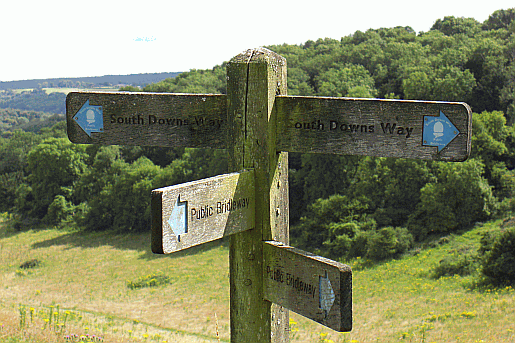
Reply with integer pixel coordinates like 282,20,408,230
1,9,515,342
0,72,182,90
0,72,182,120
0,217,514,342
1,8,515,276
0,108,63,132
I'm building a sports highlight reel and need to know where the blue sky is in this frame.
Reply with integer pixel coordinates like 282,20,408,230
1,0,514,82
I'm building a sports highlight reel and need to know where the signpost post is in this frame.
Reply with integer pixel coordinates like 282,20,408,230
66,47,472,343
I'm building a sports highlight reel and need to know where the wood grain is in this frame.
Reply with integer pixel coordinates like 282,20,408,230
67,91,227,148
227,48,290,343
275,96,471,161
263,241,352,332
151,170,254,254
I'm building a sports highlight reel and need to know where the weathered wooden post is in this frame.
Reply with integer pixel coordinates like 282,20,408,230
66,46,472,343
226,48,289,342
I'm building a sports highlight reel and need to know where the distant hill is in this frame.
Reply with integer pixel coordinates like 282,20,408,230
0,72,182,90
0,89,67,114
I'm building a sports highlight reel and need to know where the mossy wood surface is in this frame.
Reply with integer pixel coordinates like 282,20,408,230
227,48,290,343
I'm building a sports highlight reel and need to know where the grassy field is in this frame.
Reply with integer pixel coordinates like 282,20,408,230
1,216,514,343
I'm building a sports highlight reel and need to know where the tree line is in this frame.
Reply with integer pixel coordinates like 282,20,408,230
0,72,182,90
1,9,515,283
0,108,63,132
0,89,66,114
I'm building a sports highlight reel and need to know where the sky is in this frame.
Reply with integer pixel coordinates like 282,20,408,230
1,0,514,82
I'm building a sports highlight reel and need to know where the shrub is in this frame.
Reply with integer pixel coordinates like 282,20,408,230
45,194,76,224
348,230,371,258
19,259,42,269
481,227,515,285
291,194,371,257
322,221,360,259
127,272,172,289
366,227,414,261
407,160,497,240
432,252,478,278
478,227,502,256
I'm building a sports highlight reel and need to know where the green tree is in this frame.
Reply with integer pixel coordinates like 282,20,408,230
153,148,228,189
408,160,497,239
431,66,476,102
23,138,88,220
0,130,37,211
349,158,434,228
466,35,509,112
366,226,413,261
402,65,476,102
291,194,372,258
482,8,515,31
402,71,432,100
143,65,226,94
289,154,362,223
315,64,377,97
431,16,482,36
471,110,515,202
118,85,140,92
82,157,160,232
0,130,41,174
73,146,125,203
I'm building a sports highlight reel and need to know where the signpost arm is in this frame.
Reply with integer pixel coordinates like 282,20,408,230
227,48,289,342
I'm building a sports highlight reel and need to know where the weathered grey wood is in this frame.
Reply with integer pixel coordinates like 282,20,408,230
66,91,227,148
263,241,352,332
275,96,472,161
227,48,290,343
151,170,255,254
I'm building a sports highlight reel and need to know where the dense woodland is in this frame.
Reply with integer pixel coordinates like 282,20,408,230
0,89,66,114
0,108,63,132
2,9,515,284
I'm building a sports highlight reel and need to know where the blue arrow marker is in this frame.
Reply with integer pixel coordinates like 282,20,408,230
319,271,335,318
168,195,188,242
73,100,104,137
423,111,459,152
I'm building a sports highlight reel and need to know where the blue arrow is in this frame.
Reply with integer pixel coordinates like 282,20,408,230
423,111,459,152
168,195,188,242
73,100,104,137
319,271,335,318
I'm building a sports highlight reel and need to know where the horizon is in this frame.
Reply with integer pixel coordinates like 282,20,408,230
0,71,183,84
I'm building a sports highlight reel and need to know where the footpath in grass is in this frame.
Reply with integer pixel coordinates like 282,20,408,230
1,217,514,342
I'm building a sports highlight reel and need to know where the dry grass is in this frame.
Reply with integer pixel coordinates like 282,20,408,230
1,218,515,342
0,307,121,342
0,223,228,342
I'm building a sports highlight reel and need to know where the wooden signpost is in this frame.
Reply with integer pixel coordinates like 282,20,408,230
151,170,255,254
66,47,472,343
66,92,227,148
275,96,471,161
263,241,352,332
